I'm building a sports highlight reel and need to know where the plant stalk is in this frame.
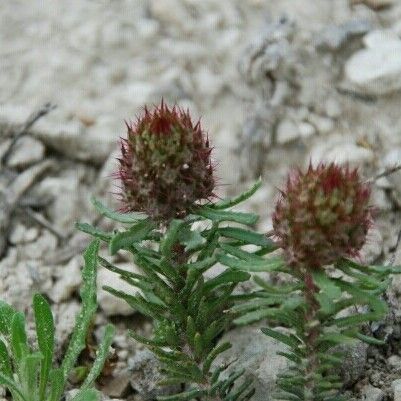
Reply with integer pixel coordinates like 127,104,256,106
303,270,320,401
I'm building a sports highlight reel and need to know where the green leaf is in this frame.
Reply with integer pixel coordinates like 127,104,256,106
62,240,99,379
194,206,258,225
20,352,43,400
203,270,250,291
180,229,205,252
0,301,17,336
75,222,112,242
48,368,65,401
71,388,100,401
0,371,26,401
0,339,12,377
234,308,281,325
261,327,300,348
219,227,272,247
11,312,28,363
203,342,232,375
312,271,342,300
217,253,285,272
354,332,385,345
211,179,262,209
33,293,55,401
109,219,155,255
160,219,186,256
91,197,147,223
82,324,115,389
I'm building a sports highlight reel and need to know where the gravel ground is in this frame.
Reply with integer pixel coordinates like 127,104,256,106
2,1,401,400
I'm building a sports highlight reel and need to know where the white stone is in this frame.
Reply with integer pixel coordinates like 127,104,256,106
360,384,384,401
276,119,299,144
383,148,401,168
345,44,401,96
359,227,383,264
7,136,45,168
298,122,315,138
392,379,401,401
49,256,82,303
307,114,334,134
36,172,82,230
9,223,39,245
97,264,140,317
388,355,401,370
20,230,58,260
324,98,342,118
363,30,401,49
310,136,374,167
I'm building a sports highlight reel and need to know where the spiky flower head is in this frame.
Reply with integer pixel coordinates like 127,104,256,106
272,163,372,269
118,101,215,222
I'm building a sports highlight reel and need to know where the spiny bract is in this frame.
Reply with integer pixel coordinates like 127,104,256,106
118,101,215,222
272,162,372,269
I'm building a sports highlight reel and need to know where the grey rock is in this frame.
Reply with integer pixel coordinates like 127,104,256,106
388,355,401,371
345,43,401,96
48,256,82,303
128,349,180,400
316,19,371,51
215,325,288,401
97,264,140,316
9,223,39,245
310,136,374,166
336,341,368,387
360,384,384,401
392,379,401,401
7,136,45,168
359,227,383,264
215,325,367,400
276,118,299,144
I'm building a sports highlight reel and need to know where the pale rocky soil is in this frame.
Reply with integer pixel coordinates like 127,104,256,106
2,1,401,400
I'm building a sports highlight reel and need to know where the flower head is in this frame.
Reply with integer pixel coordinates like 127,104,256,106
118,101,215,222
272,163,372,269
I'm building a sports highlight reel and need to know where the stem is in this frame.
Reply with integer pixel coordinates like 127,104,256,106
303,270,320,401
172,242,225,401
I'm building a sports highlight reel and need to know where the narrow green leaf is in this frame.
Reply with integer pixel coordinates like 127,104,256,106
161,219,186,256
219,227,272,247
109,220,155,255
203,342,231,375
194,333,203,359
129,330,167,347
71,388,100,401
261,327,300,348
20,352,43,400
82,324,115,389
75,222,112,242
217,253,285,272
0,371,26,401
194,207,258,225
48,368,65,401
203,270,250,291
0,301,16,336
91,197,147,223
312,271,341,300
33,294,55,401
62,240,99,379
234,308,281,325
11,312,28,363
211,179,262,209
0,339,12,377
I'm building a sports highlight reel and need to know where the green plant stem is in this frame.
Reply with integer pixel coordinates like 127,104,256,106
303,270,320,401
172,244,225,401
